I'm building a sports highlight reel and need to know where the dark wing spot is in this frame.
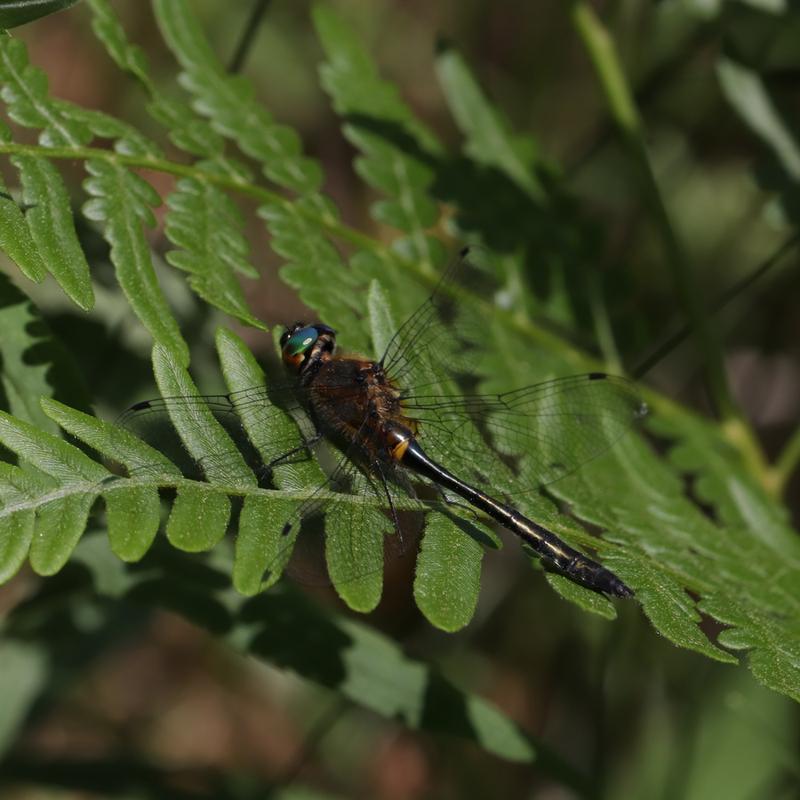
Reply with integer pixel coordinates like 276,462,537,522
130,400,152,411
588,372,607,381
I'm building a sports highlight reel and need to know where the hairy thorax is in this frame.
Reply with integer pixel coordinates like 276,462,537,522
307,356,418,461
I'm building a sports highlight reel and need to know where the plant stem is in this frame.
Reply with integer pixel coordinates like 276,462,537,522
0,140,380,255
569,1,770,482
227,0,272,73
632,231,800,378
765,425,800,498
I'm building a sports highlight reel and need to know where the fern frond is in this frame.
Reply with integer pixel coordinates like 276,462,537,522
0,125,44,282
1,11,266,338
152,0,322,195
0,409,107,575
82,159,189,365
436,45,545,201
88,0,266,331
0,35,89,147
164,178,264,329
0,2,796,707
314,5,445,272
13,153,94,309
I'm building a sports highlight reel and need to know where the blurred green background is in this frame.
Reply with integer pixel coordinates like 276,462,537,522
0,1,798,798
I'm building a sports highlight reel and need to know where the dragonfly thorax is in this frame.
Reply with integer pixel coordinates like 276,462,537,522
305,356,419,463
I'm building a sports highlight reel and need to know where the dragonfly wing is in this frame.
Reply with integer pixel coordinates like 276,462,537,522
405,373,647,498
380,248,485,392
376,248,647,500
116,382,315,484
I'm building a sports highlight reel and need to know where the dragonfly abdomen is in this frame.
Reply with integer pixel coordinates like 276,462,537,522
398,433,632,598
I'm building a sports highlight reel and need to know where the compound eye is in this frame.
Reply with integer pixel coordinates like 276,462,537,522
280,321,306,347
282,326,319,359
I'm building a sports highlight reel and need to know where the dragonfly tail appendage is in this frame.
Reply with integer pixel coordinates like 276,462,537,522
560,553,633,598
528,526,633,598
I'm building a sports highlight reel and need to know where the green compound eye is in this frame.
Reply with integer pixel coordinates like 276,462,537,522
284,326,319,357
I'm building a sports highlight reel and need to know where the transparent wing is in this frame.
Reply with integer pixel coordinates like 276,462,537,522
115,381,315,482
116,382,421,594
379,248,647,499
380,247,481,391
403,373,648,499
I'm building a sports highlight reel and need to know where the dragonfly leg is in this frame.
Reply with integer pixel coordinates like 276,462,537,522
373,460,401,535
255,431,324,482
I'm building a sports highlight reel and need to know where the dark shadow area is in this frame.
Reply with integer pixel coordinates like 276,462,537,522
343,112,630,353
241,591,353,685
0,271,91,420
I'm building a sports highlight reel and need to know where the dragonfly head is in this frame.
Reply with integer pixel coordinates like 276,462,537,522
280,322,336,374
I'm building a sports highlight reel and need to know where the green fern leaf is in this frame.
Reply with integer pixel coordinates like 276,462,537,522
101,485,159,562
0,314,798,700
0,409,107,576
86,0,153,89
552,422,800,691
0,35,90,147
413,510,485,632
234,493,296,595
0,463,37,582
164,178,264,329
0,2,796,708
312,5,439,150
41,398,180,479
314,4,445,270
435,44,544,201
41,397,173,562
82,159,189,365
152,0,322,194
167,485,231,552
12,154,94,309
0,37,96,304
87,1,263,329
0,126,44,282
88,0,247,173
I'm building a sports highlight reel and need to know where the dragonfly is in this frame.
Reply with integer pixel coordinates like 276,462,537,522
120,249,647,598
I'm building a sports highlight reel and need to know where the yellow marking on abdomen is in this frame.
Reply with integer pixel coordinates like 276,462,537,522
387,428,411,461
